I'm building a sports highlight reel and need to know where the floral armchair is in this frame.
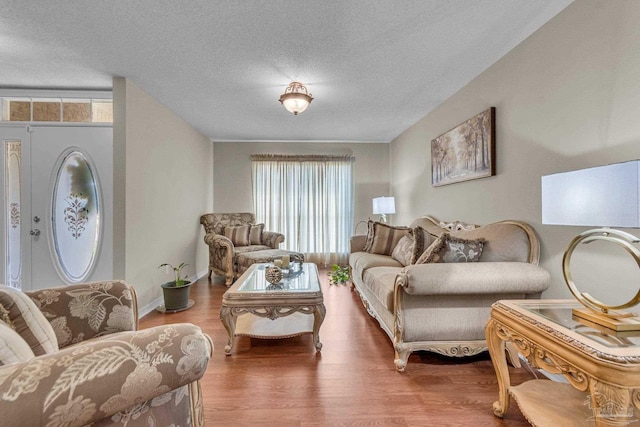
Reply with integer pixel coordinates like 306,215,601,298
0,280,213,427
200,212,284,285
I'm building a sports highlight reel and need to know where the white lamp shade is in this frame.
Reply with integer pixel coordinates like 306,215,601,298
372,196,396,215
541,160,640,228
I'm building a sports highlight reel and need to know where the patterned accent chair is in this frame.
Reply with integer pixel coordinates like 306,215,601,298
0,281,213,427
200,212,285,285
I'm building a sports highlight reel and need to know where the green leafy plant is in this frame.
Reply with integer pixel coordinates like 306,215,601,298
328,264,350,286
158,262,190,287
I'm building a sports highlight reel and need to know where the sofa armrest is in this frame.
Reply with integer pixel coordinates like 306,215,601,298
26,281,138,349
204,233,233,250
0,323,212,427
262,231,284,248
396,262,550,296
350,235,367,253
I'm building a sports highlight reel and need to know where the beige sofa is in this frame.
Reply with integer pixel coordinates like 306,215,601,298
349,215,550,372
0,281,212,426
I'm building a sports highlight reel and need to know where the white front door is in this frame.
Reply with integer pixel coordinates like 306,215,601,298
0,125,113,290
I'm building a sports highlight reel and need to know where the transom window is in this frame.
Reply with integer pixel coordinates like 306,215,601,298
1,97,112,124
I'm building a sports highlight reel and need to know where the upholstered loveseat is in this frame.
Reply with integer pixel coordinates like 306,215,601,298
349,215,550,372
200,212,286,285
0,280,212,427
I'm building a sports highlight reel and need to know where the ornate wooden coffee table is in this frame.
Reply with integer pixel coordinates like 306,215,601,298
486,299,640,426
220,262,325,355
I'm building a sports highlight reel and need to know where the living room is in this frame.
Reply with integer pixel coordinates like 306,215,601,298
1,0,640,425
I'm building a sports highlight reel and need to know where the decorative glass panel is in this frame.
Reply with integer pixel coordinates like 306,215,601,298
33,100,61,122
51,150,101,282
91,100,113,123
5,141,22,289
62,99,91,122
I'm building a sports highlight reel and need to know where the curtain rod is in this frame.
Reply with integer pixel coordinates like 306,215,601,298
250,154,355,162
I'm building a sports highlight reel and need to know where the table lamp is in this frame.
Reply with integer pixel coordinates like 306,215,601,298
372,196,395,224
541,160,640,331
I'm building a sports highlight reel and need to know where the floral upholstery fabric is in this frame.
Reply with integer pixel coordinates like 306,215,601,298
200,213,286,286
0,282,212,427
27,281,137,349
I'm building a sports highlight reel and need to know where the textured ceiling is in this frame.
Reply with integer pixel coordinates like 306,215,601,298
0,1,573,142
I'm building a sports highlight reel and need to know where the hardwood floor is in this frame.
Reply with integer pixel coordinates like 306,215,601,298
140,268,534,426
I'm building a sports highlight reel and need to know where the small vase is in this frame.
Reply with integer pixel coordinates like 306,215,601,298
265,265,283,284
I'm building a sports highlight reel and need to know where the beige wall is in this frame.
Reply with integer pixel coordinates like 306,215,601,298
113,78,213,313
390,0,640,299
213,142,390,231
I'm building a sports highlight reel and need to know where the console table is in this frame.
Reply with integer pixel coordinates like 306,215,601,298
486,299,640,427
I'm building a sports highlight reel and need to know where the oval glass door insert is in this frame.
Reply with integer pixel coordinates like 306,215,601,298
51,149,101,282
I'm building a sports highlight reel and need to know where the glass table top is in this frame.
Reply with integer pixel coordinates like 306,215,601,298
236,262,320,294
514,300,640,349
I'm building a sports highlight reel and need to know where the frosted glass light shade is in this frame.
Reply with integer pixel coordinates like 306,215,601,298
372,196,396,215
279,82,313,115
541,160,640,228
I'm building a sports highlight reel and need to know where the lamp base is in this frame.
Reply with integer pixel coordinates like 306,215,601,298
572,307,640,332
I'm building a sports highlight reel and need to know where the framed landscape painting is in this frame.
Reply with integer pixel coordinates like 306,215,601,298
431,107,495,187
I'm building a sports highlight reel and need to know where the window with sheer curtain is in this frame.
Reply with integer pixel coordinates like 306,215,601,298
251,154,354,266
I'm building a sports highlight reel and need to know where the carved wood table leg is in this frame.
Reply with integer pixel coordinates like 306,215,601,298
485,318,510,418
219,305,236,356
589,380,636,426
313,303,326,352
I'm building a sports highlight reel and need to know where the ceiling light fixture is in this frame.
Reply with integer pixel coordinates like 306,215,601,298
279,82,313,115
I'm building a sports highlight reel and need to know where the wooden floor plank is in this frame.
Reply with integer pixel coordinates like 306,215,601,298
140,268,533,426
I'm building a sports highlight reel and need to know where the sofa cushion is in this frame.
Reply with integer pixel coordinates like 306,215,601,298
416,233,484,264
391,235,414,266
350,252,403,282
0,320,35,365
225,225,251,246
249,223,264,245
369,223,411,256
0,285,58,356
362,267,400,311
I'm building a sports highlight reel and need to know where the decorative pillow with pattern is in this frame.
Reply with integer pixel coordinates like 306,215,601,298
0,285,58,356
224,225,251,246
391,235,415,266
249,223,265,245
368,222,411,256
416,232,485,264
0,319,35,365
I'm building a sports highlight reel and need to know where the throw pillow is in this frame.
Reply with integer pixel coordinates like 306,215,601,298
249,223,265,245
0,320,35,366
0,285,58,356
411,226,438,264
362,220,375,252
391,235,415,266
416,233,485,264
368,222,411,256
224,225,251,246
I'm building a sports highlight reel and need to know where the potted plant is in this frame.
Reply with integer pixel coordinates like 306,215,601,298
328,264,350,286
158,262,192,311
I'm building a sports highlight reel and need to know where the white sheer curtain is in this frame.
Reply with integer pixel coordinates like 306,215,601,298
252,155,354,266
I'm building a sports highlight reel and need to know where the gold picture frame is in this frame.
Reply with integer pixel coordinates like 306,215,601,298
431,107,495,187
